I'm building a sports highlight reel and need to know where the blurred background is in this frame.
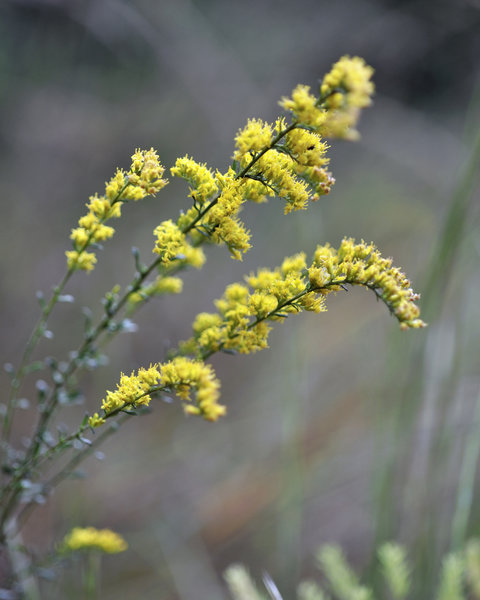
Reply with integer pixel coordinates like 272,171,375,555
1,0,479,598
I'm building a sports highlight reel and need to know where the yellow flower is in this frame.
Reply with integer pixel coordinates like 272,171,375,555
100,364,161,415
279,84,326,130
233,118,273,164
309,238,426,329
171,155,218,205
66,148,167,271
319,56,375,139
61,527,127,554
159,357,225,421
320,55,374,110
153,220,187,264
88,413,106,428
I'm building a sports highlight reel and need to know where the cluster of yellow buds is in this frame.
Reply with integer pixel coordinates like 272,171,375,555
90,357,224,425
66,148,168,272
308,238,426,330
93,364,161,424
180,252,326,358
159,357,224,421
179,237,424,362
281,55,375,139
60,527,127,554
127,276,183,311
168,56,373,262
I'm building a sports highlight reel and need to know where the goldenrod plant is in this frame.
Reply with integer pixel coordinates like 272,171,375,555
225,540,480,600
0,56,425,597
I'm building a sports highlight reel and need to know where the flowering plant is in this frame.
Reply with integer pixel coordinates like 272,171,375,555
0,56,424,598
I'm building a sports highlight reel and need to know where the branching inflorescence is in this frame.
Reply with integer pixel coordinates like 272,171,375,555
1,56,425,591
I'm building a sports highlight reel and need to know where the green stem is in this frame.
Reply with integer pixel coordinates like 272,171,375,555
83,551,101,600
13,122,301,478
1,120,303,537
1,185,130,462
1,269,73,451
13,416,129,535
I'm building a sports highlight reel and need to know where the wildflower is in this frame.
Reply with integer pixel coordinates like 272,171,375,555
233,118,273,165
319,56,375,139
159,357,225,421
88,413,106,428
60,527,127,554
308,238,426,329
100,364,161,415
171,156,218,205
95,359,224,422
66,148,168,271
153,220,187,264
279,84,326,130
320,55,374,110
127,276,184,310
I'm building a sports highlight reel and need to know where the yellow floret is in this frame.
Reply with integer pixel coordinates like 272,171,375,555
233,118,273,162
321,55,374,109
280,84,326,130
88,413,106,428
153,220,187,263
159,357,225,421
171,155,218,204
61,527,127,554
65,250,97,272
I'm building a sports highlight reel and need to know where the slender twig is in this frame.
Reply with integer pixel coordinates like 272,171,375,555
2,184,130,458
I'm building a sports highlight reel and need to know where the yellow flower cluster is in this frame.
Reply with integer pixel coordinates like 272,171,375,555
91,358,224,424
171,156,218,205
153,220,187,264
319,55,375,139
159,357,224,421
280,55,375,140
321,55,374,110
233,118,273,161
308,238,426,330
181,253,326,358
234,117,334,213
127,276,183,310
60,527,127,554
179,239,424,361
66,148,168,272
204,169,252,259
280,84,326,130
167,59,373,261
98,364,161,419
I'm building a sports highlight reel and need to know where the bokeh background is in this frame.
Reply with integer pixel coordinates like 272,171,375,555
1,0,480,598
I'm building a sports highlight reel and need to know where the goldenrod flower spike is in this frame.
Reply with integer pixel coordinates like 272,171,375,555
309,238,426,330
180,238,424,363
60,527,127,554
280,55,374,140
66,148,168,272
92,358,225,425
171,156,218,205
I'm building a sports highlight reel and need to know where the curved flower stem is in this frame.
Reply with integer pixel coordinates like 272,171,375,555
198,277,390,361
200,286,315,361
1,269,73,452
